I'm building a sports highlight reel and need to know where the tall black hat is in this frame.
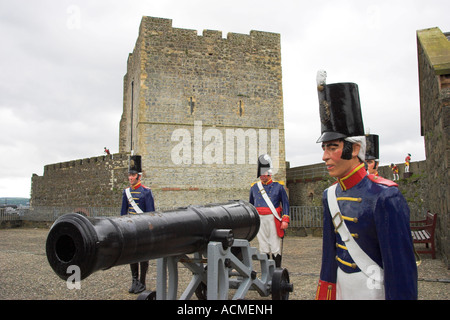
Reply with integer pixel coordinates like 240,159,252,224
257,154,273,178
316,82,365,143
365,134,379,161
128,155,142,174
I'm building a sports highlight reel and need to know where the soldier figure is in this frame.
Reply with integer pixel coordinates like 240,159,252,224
390,163,399,181
120,155,155,294
314,75,417,300
365,134,379,176
249,154,289,267
405,153,411,173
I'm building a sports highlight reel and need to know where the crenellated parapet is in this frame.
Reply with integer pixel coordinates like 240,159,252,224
31,153,130,208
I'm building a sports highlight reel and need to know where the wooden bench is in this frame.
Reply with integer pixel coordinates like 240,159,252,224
410,212,437,259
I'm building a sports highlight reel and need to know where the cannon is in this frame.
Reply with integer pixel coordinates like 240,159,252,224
46,200,293,300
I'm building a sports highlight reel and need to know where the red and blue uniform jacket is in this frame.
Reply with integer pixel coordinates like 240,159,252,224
249,179,290,237
120,182,155,216
316,164,418,300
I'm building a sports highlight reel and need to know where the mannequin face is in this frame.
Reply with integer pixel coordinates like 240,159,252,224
366,159,378,174
128,173,140,186
259,174,272,184
321,139,361,178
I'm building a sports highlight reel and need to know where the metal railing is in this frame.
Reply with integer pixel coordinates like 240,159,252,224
289,206,323,228
1,205,429,229
0,208,22,221
20,206,121,221
16,206,178,222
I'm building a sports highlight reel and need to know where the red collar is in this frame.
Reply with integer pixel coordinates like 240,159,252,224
131,182,142,190
261,178,273,185
338,163,367,191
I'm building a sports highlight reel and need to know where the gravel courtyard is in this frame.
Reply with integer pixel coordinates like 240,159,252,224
0,227,448,300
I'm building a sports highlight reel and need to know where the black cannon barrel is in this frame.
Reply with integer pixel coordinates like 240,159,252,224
46,200,260,280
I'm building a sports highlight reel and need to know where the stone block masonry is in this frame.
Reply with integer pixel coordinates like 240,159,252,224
31,153,129,208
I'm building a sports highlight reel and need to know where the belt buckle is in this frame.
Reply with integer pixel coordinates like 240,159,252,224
332,211,343,230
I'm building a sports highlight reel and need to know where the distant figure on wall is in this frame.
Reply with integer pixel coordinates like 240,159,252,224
104,147,110,155
390,163,399,181
405,153,411,173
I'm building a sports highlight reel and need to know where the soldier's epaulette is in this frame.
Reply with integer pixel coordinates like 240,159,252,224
250,181,258,187
368,174,398,187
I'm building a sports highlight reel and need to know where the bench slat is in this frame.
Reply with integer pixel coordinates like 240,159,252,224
418,230,426,240
411,230,431,240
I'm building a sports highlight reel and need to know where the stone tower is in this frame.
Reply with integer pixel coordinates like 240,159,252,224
119,16,286,208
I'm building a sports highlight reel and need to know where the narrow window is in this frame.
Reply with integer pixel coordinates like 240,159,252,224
238,100,244,117
189,97,195,114
440,74,450,89
130,81,134,152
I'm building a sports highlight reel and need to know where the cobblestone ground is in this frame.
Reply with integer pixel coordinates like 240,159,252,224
0,228,448,300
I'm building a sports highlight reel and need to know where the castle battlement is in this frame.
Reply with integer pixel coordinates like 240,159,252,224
44,153,129,174
137,16,280,45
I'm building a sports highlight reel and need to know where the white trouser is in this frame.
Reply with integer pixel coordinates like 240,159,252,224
337,268,385,300
257,214,281,255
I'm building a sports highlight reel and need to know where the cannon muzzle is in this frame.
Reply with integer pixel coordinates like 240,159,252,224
46,200,259,281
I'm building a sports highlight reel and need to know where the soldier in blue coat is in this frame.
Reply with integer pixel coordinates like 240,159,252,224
314,75,417,300
249,154,290,267
365,134,380,176
120,155,155,294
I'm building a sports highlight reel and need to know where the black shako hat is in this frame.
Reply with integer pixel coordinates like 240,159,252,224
128,155,142,174
365,134,379,161
257,154,273,178
316,82,365,143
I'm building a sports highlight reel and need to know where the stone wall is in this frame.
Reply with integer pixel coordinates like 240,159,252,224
286,162,332,207
31,153,129,208
287,161,429,220
417,27,450,267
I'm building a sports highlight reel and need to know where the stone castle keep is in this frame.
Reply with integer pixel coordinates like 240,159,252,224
32,16,286,209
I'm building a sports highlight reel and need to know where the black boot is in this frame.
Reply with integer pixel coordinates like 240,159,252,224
129,263,139,293
273,254,282,268
134,261,149,294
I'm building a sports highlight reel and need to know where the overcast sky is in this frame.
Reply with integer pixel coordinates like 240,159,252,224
1,0,449,198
